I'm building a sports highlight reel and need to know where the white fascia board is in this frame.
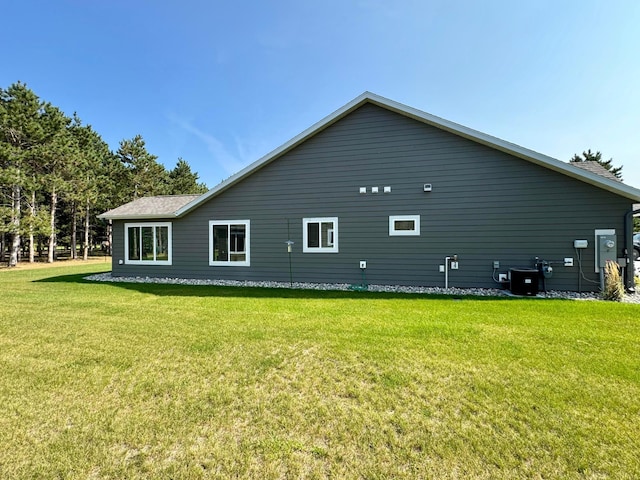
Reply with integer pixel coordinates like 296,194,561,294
175,92,640,217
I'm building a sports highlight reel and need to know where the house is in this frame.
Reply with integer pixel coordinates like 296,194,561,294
98,92,640,292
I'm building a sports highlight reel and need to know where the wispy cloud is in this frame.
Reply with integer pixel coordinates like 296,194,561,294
166,113,245,175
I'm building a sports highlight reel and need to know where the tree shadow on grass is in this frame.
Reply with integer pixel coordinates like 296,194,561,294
34,271,528,301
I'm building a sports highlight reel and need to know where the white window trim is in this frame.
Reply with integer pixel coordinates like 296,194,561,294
124,222,172,265
209,220,251,267
389,215,420,236
303,217,339,253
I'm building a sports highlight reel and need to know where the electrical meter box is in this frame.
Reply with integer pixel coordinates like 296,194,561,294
597,234,617,268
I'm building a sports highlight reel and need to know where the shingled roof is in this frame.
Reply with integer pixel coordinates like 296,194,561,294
97,194,201,220
570,161,621,182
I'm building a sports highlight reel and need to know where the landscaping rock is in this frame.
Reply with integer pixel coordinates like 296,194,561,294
84,273,631,301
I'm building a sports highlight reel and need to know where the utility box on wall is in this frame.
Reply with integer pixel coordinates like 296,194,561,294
596,234,617,269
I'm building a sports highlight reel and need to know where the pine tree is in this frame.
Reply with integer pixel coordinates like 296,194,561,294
570,149,623,179
168,158,208,194
117,135,168,199
0,82,46,266
1,81,210,262
39,104,77,262
69,117,113,260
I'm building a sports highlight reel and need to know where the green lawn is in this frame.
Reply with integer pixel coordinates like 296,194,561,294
0,263,638,479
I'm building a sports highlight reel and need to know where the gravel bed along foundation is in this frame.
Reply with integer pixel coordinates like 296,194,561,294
82,273,640,302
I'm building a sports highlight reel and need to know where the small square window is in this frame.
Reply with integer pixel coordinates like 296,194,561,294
303,217,338,253
389,215,420,236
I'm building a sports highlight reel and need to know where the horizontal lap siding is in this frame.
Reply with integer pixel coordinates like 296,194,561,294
112,103,631,291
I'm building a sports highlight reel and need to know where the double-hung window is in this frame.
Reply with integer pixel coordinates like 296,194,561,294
209,220,250,266
303,217,338,253
125,222,172,265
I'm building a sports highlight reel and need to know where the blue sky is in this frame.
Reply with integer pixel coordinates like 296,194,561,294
3,1,639,189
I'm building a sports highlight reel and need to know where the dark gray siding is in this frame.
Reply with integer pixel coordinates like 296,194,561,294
112,104,632,291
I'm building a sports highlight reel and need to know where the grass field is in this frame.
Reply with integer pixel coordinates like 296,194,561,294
0,262,638,479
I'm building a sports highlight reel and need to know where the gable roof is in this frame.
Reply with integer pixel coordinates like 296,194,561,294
99,92,640,220
97,194,200,220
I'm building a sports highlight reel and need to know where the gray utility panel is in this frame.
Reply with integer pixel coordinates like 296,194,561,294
597,234,617,268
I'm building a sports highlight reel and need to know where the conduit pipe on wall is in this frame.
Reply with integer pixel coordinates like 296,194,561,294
444,254,458,289
624,208,640,292
444,257,450,289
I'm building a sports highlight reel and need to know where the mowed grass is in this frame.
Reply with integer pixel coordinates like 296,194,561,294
0,264,638,479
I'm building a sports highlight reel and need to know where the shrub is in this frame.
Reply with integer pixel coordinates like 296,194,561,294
602,260,624,301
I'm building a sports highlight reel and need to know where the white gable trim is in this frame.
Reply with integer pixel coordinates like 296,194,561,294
172,92,640,216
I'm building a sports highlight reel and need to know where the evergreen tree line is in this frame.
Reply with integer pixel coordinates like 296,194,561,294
0,82,208,266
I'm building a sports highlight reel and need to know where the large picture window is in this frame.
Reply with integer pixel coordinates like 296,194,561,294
303,217,338,253
209,220,250,266
125,222,172,265
389,215,420,236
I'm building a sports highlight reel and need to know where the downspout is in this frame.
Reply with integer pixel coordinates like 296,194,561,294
624,207,640,292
